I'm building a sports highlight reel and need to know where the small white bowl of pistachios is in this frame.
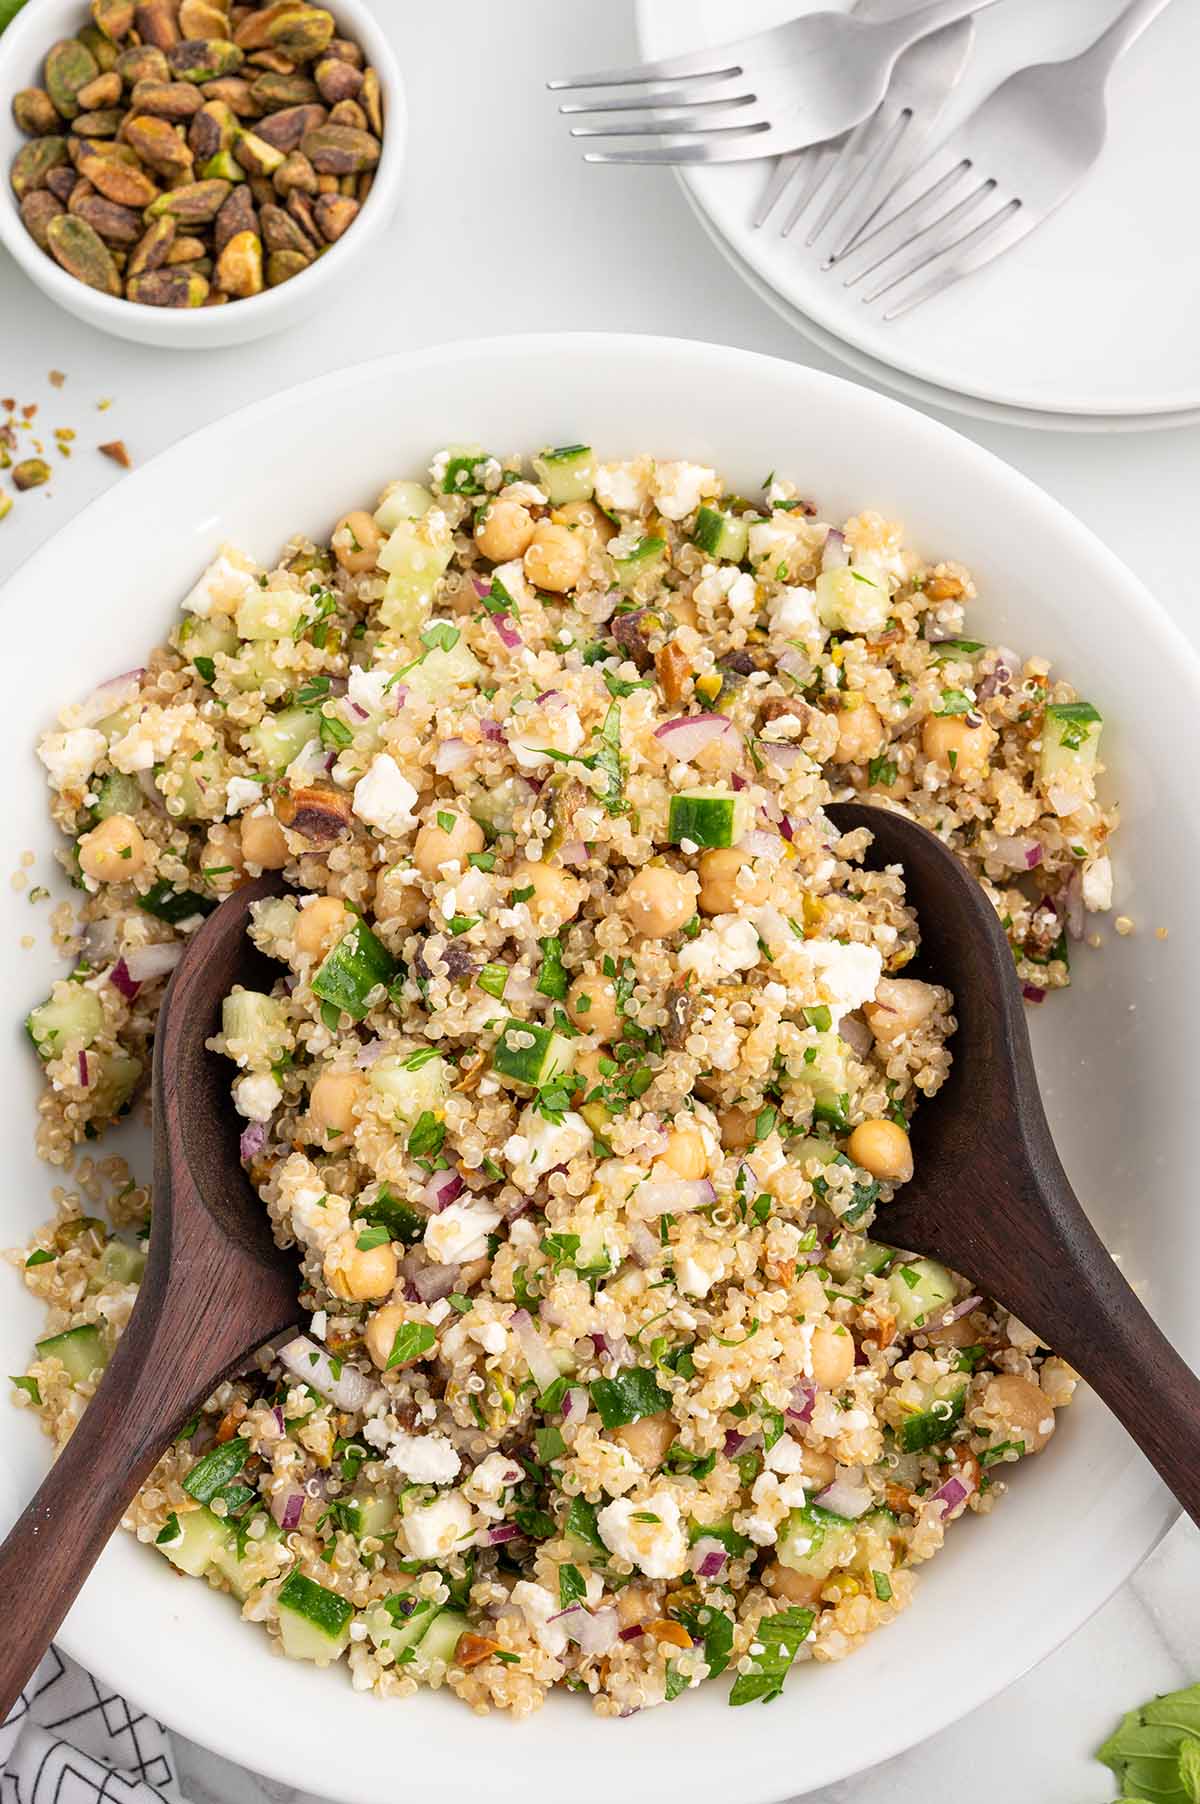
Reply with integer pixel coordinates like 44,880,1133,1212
0,0,405,348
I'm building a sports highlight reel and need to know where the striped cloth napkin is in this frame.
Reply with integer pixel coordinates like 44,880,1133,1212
1,1649,182,1804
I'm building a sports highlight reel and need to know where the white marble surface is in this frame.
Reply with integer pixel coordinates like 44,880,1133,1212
2,0,1198,1798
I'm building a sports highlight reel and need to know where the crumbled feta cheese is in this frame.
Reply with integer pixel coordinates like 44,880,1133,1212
108,703,192,774
509,701,585,771
181,546,257,618
309,1309,328,1341
765,1435,805,1476
675,1246,726,1299
678,915,762,982
232,1071,282,1122
401,1490,474,1561
469,1318,508,1357
353,753,419,837
748,517,808,575
463,1451,522,1517
37,727,107,795
386,1430,461,1485
424,1200,502,1265
773,934,883,1027
1081,855,1112,912
226,775,265,815
276,1154,351,1253
347,665,398,717
597,1494,688,1579
510,1105,592,1174
594,460,650,516
652,460,719,522
769,585,821,638
488,558,534,612
512,1581,569,1657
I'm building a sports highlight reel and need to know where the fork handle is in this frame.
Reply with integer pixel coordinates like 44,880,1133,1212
1078,0,1177,75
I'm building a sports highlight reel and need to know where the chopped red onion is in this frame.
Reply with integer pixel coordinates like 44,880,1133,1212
124,942,183,984
272,1487,304,1531
988,835,1042,872
930,1293,984,1329
779,814,795,842
490,611,522,651
691,1537,728,1579
350,701,369,721
788,1380,816,1424
724,1429,749,1456
574,1608,619,1656
272,1404,285,1434
240,1120,268,1163
760,741,807,773
814,1469,873,1519
421,1168,464,1212
559,840,589,867
654,713,737,764
730,771,747,792
434,737,474,774
411,1261,461,1304
478,1521,522,1546
561,1385,588,1422
75,669,145,727
821,527,848,572
511,1308,562,1393
738,829,779,860
618,1624,644,1642
838,1012,874,1058
77,1051,89,1087
109,958,140,1001
1022,983,1046,1004
472,576,490,599
930,1471,975,1518
278,1336,378,1412
629,1223,662,1269
480,718,504,742
355,1038,388,1068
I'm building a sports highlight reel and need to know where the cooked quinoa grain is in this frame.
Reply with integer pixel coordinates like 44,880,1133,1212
11,443,1113,1715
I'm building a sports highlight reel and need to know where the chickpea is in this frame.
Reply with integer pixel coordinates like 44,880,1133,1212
799,1446,836,1488
572,1045,609,1102
670,595,699,632
551,500,616,548
846,1118,913,1184
323,1230,398,1303
374,864,427,927
981,1373,1055,1453
309,1067,366,1135
566,974,619,1038
365,1300,422,1371
413,810,485,880
616,1585,655,1628
834,700,885,765
697,846,771,916
611,1410,674,1472
927,1313,979,1350
921,713,996,781
475,498,535,564
863,977,937,1046
762,1563,822,1606
240,809,289,871
621,864,698,939
811,1322,856,1389
718,1105,757,1151
523,522,586,593
332,509,382,575
511,858,584,925
661,1125,707,1180
294,894,350,958
78,814,147,883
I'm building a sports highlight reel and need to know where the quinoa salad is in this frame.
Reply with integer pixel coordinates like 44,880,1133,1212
11,443,1116,1717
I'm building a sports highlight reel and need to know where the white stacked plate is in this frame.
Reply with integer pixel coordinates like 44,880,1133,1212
636,0,1200,431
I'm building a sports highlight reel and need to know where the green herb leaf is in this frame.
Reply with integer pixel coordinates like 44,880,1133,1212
155,1511,182,1545
728,1607,814,1706
422,622,461,655
25,1249,53,1268
1098,1684,1200,1804
386,1322,435,1369
674,1602,734,1679
664,1663,688,1701
407,1111,445,1159
559,1562,587,1608
871,1569,893,1602
537,936,568,1001
590,1367,671,1429
10,1375,41,1405
564,1496,606,1554
183,1437,250,1503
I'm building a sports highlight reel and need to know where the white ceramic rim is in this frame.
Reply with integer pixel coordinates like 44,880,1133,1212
633,0,1200,423
4,332,1198,1802
673,177,1200,437
0,0,406,346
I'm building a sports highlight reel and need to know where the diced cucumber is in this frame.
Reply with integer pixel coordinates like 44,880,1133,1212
157,1505,229,1578
210,1519,285,1600
667,787,750,850
98,1239,146,1285
574,1221,615,1278
491,1018,573,1090
26,983,104,1060
438,445,493,496
692,506,749,563
349,1490,397,1540
365,1594,439,1660
91,772,142,822
276,1569,354,1663
377,518,454,634
411,1609,471,1673
35,1323,107,1385
367,1050,449,1123
815,562,891,635
247,705,321,775
533,444,596,505
89,1051,143,1117
221,988,291,1064
470,775,528,839
404,638,483,702
312,919,396,1021
793,1031,854,1114
887,1257,956,1333
235,585,309,642
777,1502,858,1580
137,879,216,925
178,613,239,677
1040,702,1102,784
612,535,668,590
374,480,434,534
225,642,285,695
163,745,225,822
839,1238,895,1280
897,1375,967,1453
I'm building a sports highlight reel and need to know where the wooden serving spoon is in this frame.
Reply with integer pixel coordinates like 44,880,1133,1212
827,799,1200,1524
0,874,300,1720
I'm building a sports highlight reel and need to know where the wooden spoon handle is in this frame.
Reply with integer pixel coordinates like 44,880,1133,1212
0,1291,199,1721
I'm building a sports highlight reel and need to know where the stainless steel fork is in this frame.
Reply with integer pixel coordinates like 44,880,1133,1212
829,0,1177,318
753,0,974,252
548,0,1002,166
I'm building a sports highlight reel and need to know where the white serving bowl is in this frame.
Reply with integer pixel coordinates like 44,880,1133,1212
0,0,405,348
0,335,1196,1803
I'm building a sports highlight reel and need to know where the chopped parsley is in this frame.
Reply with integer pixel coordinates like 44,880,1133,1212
386,1322,436,1368
728,1607,814,1706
